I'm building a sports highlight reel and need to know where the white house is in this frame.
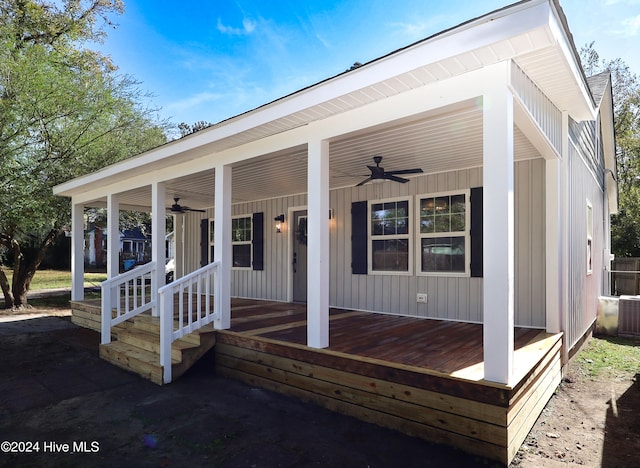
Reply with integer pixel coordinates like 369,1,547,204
54,0,617,463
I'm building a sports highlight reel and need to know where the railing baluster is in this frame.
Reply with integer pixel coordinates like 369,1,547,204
196,275,202,324
179,286,184,332
133,275,138,310
116,284,122,318
205,273,211,320
126,280,131,315
187,279,193,329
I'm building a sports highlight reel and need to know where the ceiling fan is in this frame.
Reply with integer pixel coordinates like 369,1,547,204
356,156,423,187
168,197,206,214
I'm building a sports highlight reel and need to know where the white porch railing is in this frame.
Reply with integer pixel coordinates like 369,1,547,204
158,261,220,384
101,261,156,345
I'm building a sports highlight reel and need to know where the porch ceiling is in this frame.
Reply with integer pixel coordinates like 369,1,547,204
113,106,539,210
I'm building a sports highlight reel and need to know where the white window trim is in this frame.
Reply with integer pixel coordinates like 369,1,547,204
415,189,470,278
231,214,253,270
586,200,593,275
367,196,413,276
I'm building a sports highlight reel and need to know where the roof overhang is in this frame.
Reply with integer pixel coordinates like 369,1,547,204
54,0,599,208
597,77,618,214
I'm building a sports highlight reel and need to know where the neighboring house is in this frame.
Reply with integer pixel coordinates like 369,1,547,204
165,231,175,260
54,0,617,463
84,225,105,266
120,228,151,265
85,226,150,268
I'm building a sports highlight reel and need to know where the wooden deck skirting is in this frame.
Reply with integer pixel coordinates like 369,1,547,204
215,302,562,464
70,299,562,464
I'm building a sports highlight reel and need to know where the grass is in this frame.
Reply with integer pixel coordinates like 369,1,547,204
577,335,640,379
1,268,107,290
0,268,104,309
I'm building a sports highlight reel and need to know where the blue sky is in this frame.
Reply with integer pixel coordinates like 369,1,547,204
98,0,640,128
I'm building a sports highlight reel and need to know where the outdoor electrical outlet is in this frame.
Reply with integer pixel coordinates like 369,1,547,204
417,293,428,303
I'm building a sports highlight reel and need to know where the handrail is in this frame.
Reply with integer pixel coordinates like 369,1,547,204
159,261,221,384
101,261,156,345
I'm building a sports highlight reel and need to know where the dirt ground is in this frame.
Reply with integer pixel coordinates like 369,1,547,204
513,345,639,468
1,305,638,467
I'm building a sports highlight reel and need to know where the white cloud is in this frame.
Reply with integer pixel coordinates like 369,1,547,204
165,92,222,113
620,14,640,36
389,15,448,41
217,17,257,36
315,33,331,49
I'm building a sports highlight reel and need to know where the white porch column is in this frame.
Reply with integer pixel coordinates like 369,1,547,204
307,139,330,348
71,201,85,301
106,193,120,279
545,158,562,333
151,182,166,317
214,164,232,330
560,111,571,362
482,62,515,384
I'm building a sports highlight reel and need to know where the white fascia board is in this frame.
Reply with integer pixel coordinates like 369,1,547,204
54,1,554,198
599,82,618,214
547,2,596,120
599,82,617,174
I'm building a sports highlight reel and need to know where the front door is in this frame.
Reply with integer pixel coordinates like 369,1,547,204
292,210,308,302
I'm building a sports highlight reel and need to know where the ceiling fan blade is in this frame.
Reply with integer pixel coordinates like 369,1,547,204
356,177,373,187
385,174,410,183
185,207,206,213
386,168,424,175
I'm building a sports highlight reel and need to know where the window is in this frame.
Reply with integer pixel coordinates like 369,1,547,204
203,213,263,270
417,191,469,275
369,198,411,273
586,201,593,274
232,216,252,268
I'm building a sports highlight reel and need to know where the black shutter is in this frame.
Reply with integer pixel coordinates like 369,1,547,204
252,212,264,271
470,187,483,278
351,201,368,274
200,218,209,267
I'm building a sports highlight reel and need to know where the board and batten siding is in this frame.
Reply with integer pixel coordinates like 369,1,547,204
179,161,546,327
231,195,307,301
566,118,606,350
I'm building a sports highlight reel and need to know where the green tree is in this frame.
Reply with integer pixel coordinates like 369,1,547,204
0,0,167,308
177,120,211,137
580,43,640,257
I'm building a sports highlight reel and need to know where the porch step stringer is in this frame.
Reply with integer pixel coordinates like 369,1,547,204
99,314,216,385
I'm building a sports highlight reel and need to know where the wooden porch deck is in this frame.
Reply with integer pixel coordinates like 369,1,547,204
70,297,562,464
227,299,551,381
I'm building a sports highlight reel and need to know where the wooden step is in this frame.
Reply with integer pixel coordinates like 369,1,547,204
131,314,215,346
100,318,217,385
116,328,199,362
130,314,160,334
72,307,131,334
100,341,175,385
69,300,101,314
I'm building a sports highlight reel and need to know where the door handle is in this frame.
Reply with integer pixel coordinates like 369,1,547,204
293,252,297,273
